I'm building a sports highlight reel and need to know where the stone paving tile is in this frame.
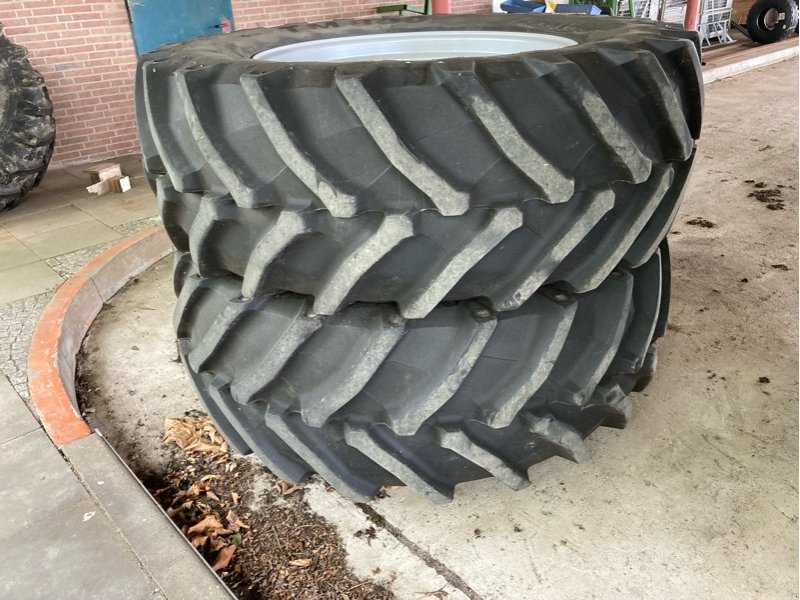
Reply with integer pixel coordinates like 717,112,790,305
46,240,116,278
1,429,88,539
1,186,73,219
0,498,165,600
0,376,39,444
19,219,122,259
0,228,39,270
74,187,158,227
113,215,162,237
0,291,52,400
0,261,62,304
2,204,94,237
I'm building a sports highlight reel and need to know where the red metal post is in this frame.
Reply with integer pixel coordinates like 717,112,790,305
684,0,701,30
432,0,452,13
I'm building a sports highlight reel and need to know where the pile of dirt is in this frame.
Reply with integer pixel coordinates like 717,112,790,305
744,180,793,210
144,415,394,600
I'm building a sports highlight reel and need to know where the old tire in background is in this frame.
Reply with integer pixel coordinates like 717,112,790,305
173,244,669,502
139,15,701,317
746,0,799,43
0,25,55,212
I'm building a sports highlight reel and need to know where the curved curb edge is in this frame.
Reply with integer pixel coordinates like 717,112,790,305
28,224,172,447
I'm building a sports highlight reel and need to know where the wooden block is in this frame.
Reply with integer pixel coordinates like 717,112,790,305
109,176,131,193
86,179,113,196
87,162,122,183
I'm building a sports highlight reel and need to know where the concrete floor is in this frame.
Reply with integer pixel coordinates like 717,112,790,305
80,58,798,600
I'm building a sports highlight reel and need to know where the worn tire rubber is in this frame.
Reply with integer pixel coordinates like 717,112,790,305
140,15,701,317
746,0,799,43
174,243,669,502
0,26,55,212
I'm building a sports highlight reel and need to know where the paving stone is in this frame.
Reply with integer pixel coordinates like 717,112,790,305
0,228,39,270
2,188,73,219
74,187,158,227
2,205,94,238
46,241,116,278
0,497,165,600
19,219,121,259
0,429,87,539
0,376,39,444
0,261,62,304
113,216,162,237
0,291,51,400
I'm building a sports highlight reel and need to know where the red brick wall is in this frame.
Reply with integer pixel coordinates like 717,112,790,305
2,1,139,167
234,0,491,28
3,0,491,167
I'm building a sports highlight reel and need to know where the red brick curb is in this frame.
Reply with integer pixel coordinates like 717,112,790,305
28,225,172,447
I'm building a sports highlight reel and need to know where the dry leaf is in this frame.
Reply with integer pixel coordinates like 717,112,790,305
209,536,230,552
212,544,236,571
276,480,302,496
191,535,208,548
225,510,250,532
289,558,312,568
164,417,228,459
231,492,240,505
187,514,225,536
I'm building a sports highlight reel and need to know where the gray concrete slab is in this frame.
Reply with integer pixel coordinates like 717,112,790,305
0,260,63,304
1,429,88,539
0,376,39,444
19,219,121,259
63,433,233,600
73,188,158,227
0,498,164,600
2,205,95,237
0,228,39,270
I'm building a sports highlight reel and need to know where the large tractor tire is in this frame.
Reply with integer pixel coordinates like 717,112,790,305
136,16,701,501
746,0,799,44
0,26,55,212
174,244,669,502
138,15,701,318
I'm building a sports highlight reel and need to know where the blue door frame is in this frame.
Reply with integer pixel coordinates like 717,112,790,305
125,0,234,55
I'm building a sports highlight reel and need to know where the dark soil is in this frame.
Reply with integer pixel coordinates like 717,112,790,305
144,431,394,600
745,180,791,210
686,217,716,228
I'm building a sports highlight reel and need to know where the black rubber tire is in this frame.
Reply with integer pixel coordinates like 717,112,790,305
140,15,701,317
747,0,799,43
0,26,55,212
174,243,669,502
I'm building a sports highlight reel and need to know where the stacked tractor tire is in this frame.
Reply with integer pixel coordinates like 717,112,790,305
136,15,702,502
0,25,55,212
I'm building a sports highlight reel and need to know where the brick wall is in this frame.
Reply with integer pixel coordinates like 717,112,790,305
3,1,139,167
233,0,492,29
3,0,491,167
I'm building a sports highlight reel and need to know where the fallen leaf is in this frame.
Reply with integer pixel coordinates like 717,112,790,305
226,510,250,532
191,535,208,548
231,492,240,505
164,417,228,459
212,544,236,571
276,480,302,496
289,558,312,568
187,514,225,536
209,536,230,551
